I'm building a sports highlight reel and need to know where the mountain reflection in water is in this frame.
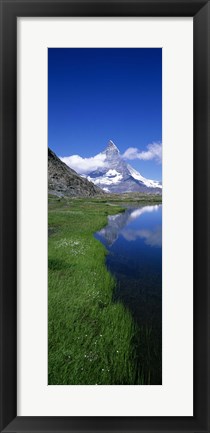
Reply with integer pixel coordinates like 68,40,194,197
95,205,162,385
95,204,162,373
96,205,161,248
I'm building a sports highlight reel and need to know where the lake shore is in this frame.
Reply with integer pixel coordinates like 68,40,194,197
48,195,161,384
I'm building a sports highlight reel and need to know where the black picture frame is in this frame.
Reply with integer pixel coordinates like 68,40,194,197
0,1,209,432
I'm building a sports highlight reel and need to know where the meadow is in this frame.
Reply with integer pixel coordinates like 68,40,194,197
48,195,162,385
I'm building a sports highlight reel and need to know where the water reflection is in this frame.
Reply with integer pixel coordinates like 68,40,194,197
95,204,162,384
122,226,162,247
96,210,131,246
128,205,159,221
96,205,161,247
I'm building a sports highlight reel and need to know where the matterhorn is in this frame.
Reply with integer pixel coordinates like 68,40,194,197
84,140,162,194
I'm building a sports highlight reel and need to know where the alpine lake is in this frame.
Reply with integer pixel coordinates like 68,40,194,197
95,203,162,384
48,195,162,385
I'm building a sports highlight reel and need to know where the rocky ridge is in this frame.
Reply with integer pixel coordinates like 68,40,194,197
48,148,104,197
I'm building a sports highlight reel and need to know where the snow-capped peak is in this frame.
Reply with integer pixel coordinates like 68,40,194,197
102,140,120,155
127,164,162,189
108,139,117,147
62,140,162,194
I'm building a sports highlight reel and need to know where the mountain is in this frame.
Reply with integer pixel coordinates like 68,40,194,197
84,140,162,194
48,148,104,197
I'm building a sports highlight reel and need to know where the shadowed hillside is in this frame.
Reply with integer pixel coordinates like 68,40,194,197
48,148,104,197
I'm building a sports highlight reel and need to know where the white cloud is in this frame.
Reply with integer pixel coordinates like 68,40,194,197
128,205,159,221
122,226,162,247
138,227,162,247
60,153,106,175
123,142,162,164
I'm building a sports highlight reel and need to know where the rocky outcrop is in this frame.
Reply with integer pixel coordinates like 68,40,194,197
48,148,104,197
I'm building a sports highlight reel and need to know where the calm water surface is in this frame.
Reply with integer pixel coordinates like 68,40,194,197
95,204,162,383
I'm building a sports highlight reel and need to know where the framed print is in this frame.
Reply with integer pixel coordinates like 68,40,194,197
0,1,209,433
18,17,194,417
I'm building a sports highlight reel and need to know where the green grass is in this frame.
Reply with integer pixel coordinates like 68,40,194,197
48,196,161,385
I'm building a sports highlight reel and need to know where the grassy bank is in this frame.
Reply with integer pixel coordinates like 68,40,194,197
74,192,162,205
48,196,161,385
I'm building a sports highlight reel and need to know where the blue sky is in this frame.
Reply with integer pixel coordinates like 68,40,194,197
48,48,162,181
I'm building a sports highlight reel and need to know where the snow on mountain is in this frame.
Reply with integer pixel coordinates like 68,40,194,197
127,164,162,189
62,140,162,194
